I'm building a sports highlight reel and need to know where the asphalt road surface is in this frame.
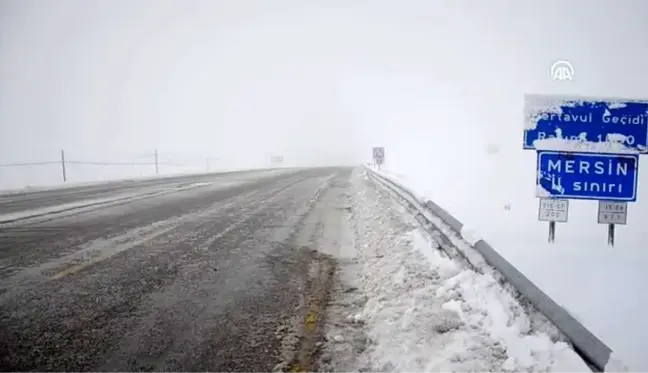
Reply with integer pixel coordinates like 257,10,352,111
0,169,286,216
0,168,351,371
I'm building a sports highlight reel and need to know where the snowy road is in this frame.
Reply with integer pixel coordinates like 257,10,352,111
0,167,592,372
0,169,291,218
0,168,347,371
318,169,592,372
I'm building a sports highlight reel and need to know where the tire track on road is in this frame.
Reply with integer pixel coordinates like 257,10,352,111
94,171,339,371
0,172,311,281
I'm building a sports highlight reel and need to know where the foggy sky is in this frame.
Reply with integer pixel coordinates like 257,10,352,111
1,0,647,187
3,0,648,367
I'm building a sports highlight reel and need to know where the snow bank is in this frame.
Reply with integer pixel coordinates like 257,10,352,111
523,94,579,131
379,152,647,370
0,167,288,195
342,170,590,372
459,225,482,246
0,181,217,224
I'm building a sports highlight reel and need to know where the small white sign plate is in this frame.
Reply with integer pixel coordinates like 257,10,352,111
538,198,569,222
598,201,628,225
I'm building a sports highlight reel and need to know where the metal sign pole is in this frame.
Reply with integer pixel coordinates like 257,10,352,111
548,221,556,243
607,224,615,247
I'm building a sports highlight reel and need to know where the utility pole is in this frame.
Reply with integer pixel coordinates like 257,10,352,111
154,148,159,175
60,149,67,182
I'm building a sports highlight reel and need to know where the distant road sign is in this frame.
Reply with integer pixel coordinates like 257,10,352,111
598,201,628,225
372,147,385,165
536,151,639,201
523,94,648,153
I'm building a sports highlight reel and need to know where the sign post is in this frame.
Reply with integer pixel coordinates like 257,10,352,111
538,198,569,243
372,147,385,170
523,94,647,245
597,201,628,247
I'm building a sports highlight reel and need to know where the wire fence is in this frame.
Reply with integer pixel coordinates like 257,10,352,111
0,149,229,189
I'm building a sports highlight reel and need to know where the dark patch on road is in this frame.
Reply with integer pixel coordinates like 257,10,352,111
284,251,336,372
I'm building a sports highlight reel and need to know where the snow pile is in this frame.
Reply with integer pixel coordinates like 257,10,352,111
376,154,648,370
533,137,640,154
523,94,582,131
342,170,589,372
0,167,292,195
0,195,136,224
367,166,427,202
459,225,483,246
0,182,218,224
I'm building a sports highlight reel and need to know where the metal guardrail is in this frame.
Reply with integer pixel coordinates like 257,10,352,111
364,165,612,372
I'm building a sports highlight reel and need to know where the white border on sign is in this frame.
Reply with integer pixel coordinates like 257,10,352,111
536,151,639,201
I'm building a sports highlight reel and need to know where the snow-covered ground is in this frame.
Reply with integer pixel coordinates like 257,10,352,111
376,148,645,371
319,169,591,372
0,170,210,195
0,165,287,194
0,181,220,224
0,169,299,224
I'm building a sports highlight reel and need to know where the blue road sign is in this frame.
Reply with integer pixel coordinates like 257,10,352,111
523,94,648,153
536,151,639,201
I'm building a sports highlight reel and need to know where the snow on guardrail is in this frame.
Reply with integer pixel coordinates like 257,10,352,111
363,164,614,372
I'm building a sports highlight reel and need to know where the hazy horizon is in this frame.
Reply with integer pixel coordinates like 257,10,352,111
2,0,647,187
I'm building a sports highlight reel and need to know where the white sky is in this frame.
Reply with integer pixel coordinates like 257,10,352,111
1,0,647,185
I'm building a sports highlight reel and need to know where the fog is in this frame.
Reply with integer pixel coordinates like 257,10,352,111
2,0,646,188
2,0,648,368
